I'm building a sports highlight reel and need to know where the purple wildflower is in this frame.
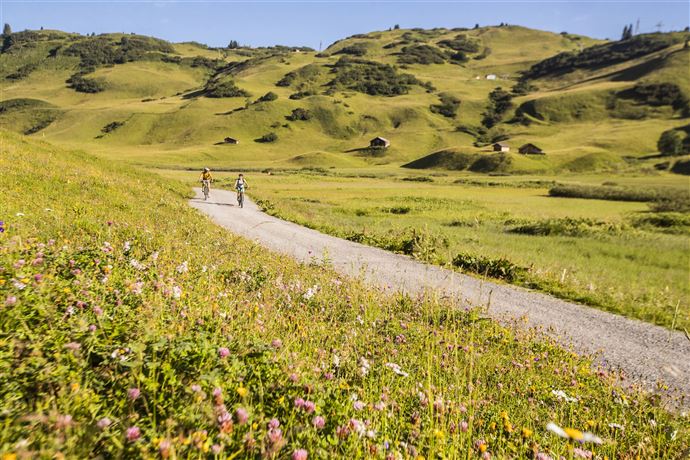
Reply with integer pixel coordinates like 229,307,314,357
5,296,17,307
292,449,308,460
235,407,249,424
312,416,325,429
126,426,141,442
303,400,316,413
97,417,112,430
218,347,230,358
128,388,140,400
271,338,283,349
268,418,280,429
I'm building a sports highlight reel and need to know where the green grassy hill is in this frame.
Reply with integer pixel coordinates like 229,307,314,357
1,26,688,173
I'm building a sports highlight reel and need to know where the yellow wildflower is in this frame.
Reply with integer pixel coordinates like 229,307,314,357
237,386,248,398
2,454,17,460
479,443,487,453
522,428,533,438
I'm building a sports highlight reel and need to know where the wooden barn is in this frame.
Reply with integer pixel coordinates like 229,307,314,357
492,142,510,152
518,143,544,155
224,137,239,144
370,136,391,149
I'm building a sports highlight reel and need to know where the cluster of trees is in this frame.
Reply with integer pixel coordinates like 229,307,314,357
64,35,175,68
397,44,447,64
621,24,635,40
481,87,513,128
2,23,12,52
625,82,689,116
523,34,680,79
227,40,239,49
329,57,433,96
430,93,461,118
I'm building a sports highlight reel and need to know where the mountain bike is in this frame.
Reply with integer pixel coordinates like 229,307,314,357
236,186,246,208
201,180,211,200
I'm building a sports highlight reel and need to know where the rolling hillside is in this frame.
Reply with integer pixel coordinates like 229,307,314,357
1,26,688,173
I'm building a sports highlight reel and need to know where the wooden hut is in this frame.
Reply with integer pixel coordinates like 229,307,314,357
518,143,544,155
492,142,510,152
224,137,239,144
369,136,391,149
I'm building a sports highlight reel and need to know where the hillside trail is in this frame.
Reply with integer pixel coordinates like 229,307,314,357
190,188,690,405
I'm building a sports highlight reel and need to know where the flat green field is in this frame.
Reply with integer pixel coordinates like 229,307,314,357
161,168,689,330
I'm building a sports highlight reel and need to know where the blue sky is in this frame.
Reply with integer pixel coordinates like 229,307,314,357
1,1,688,49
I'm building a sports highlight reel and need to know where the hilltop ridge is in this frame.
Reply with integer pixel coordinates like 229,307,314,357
1,25,688,173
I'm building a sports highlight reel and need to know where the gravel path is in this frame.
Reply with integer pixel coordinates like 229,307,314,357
190,188,690,402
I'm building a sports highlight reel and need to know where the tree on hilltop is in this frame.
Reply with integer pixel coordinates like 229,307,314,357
3,23,11,36
621,24,633,40
227,40,239,49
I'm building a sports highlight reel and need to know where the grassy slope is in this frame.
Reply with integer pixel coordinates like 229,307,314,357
3,131,689,457
1,27,687,172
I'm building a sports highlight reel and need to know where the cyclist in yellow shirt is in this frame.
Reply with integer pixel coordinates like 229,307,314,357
199,167,213,200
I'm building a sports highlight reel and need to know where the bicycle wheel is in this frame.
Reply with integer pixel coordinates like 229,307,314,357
238,192,244,208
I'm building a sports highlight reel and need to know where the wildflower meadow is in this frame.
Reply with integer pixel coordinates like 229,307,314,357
1,131,688,458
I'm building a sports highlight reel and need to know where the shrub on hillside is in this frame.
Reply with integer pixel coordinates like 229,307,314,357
289,90,317,100
205,80,250,98
657,127,690,156
397,44,447,64
101,121,125,134
329,57,430,96
285,108,312,121
258,91,278,102
481,87,513,128
5,63,37,81
67,74,106,93
430,93,461,118
437,34,481,53
255,132,278,143
670,158,690,175
511,79,537,95
334,43,369,56
523,33,682,79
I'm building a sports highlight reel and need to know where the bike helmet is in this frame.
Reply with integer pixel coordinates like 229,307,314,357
203,167,210,172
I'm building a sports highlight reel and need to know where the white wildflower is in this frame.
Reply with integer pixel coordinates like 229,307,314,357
176,261,189,274
332,354,340,368
12,280,27,290
129,258,146,271
546,422,602,444
123,241,131,252
359,357,370,376
552,389,578,403
172,285,182,299
385,362,409,377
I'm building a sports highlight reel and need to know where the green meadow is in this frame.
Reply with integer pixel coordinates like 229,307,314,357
158,168,690,331
2,129,690,459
